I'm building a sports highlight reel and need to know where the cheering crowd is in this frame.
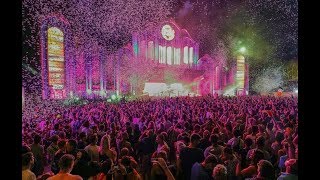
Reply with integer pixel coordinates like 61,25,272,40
22,95,298,180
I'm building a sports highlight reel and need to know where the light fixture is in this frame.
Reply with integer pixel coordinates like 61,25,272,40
111,94,117,100
239,47,246,53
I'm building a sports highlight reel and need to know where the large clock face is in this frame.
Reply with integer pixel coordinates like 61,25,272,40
161,24,175,41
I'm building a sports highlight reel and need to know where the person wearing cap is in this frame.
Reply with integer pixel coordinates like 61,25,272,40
277,159,298,180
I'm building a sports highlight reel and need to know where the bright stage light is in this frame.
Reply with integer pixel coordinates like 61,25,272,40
143,83,167,96
111,94,117,100
239,47,246,53
294,89,298,93
143,83,190,96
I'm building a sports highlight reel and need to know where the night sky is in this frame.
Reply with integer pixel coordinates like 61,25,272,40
22,0,298,92
174,0,297,61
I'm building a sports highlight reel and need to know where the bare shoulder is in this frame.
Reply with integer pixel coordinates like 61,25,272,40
72,174,83,180
47,174,83,180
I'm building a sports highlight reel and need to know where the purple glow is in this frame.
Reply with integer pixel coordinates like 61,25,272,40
38,16,249,99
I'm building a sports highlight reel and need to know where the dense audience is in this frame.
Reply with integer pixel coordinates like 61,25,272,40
22,95,298,180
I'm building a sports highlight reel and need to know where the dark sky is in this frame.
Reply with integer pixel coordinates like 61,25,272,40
172,0,297,61
22,0,297,88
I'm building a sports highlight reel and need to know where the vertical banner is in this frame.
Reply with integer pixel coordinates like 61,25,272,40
236,55,245,90
47,27,66,99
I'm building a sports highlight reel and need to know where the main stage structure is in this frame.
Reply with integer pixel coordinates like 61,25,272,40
40,14,249,99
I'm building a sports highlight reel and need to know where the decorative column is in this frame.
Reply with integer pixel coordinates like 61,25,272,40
40,24,49,99
194,43,199,65
104,53,108,94
85,49,92,97
211,63,216,94
65,37,75,98
223,70,227,89
116,50,122,96
132,33,138,58
180,41,183,65
112,54,116,93
154,38,159,63
99,47,106,97
216,66,221,94
245,63,249,95
209,71,213,95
